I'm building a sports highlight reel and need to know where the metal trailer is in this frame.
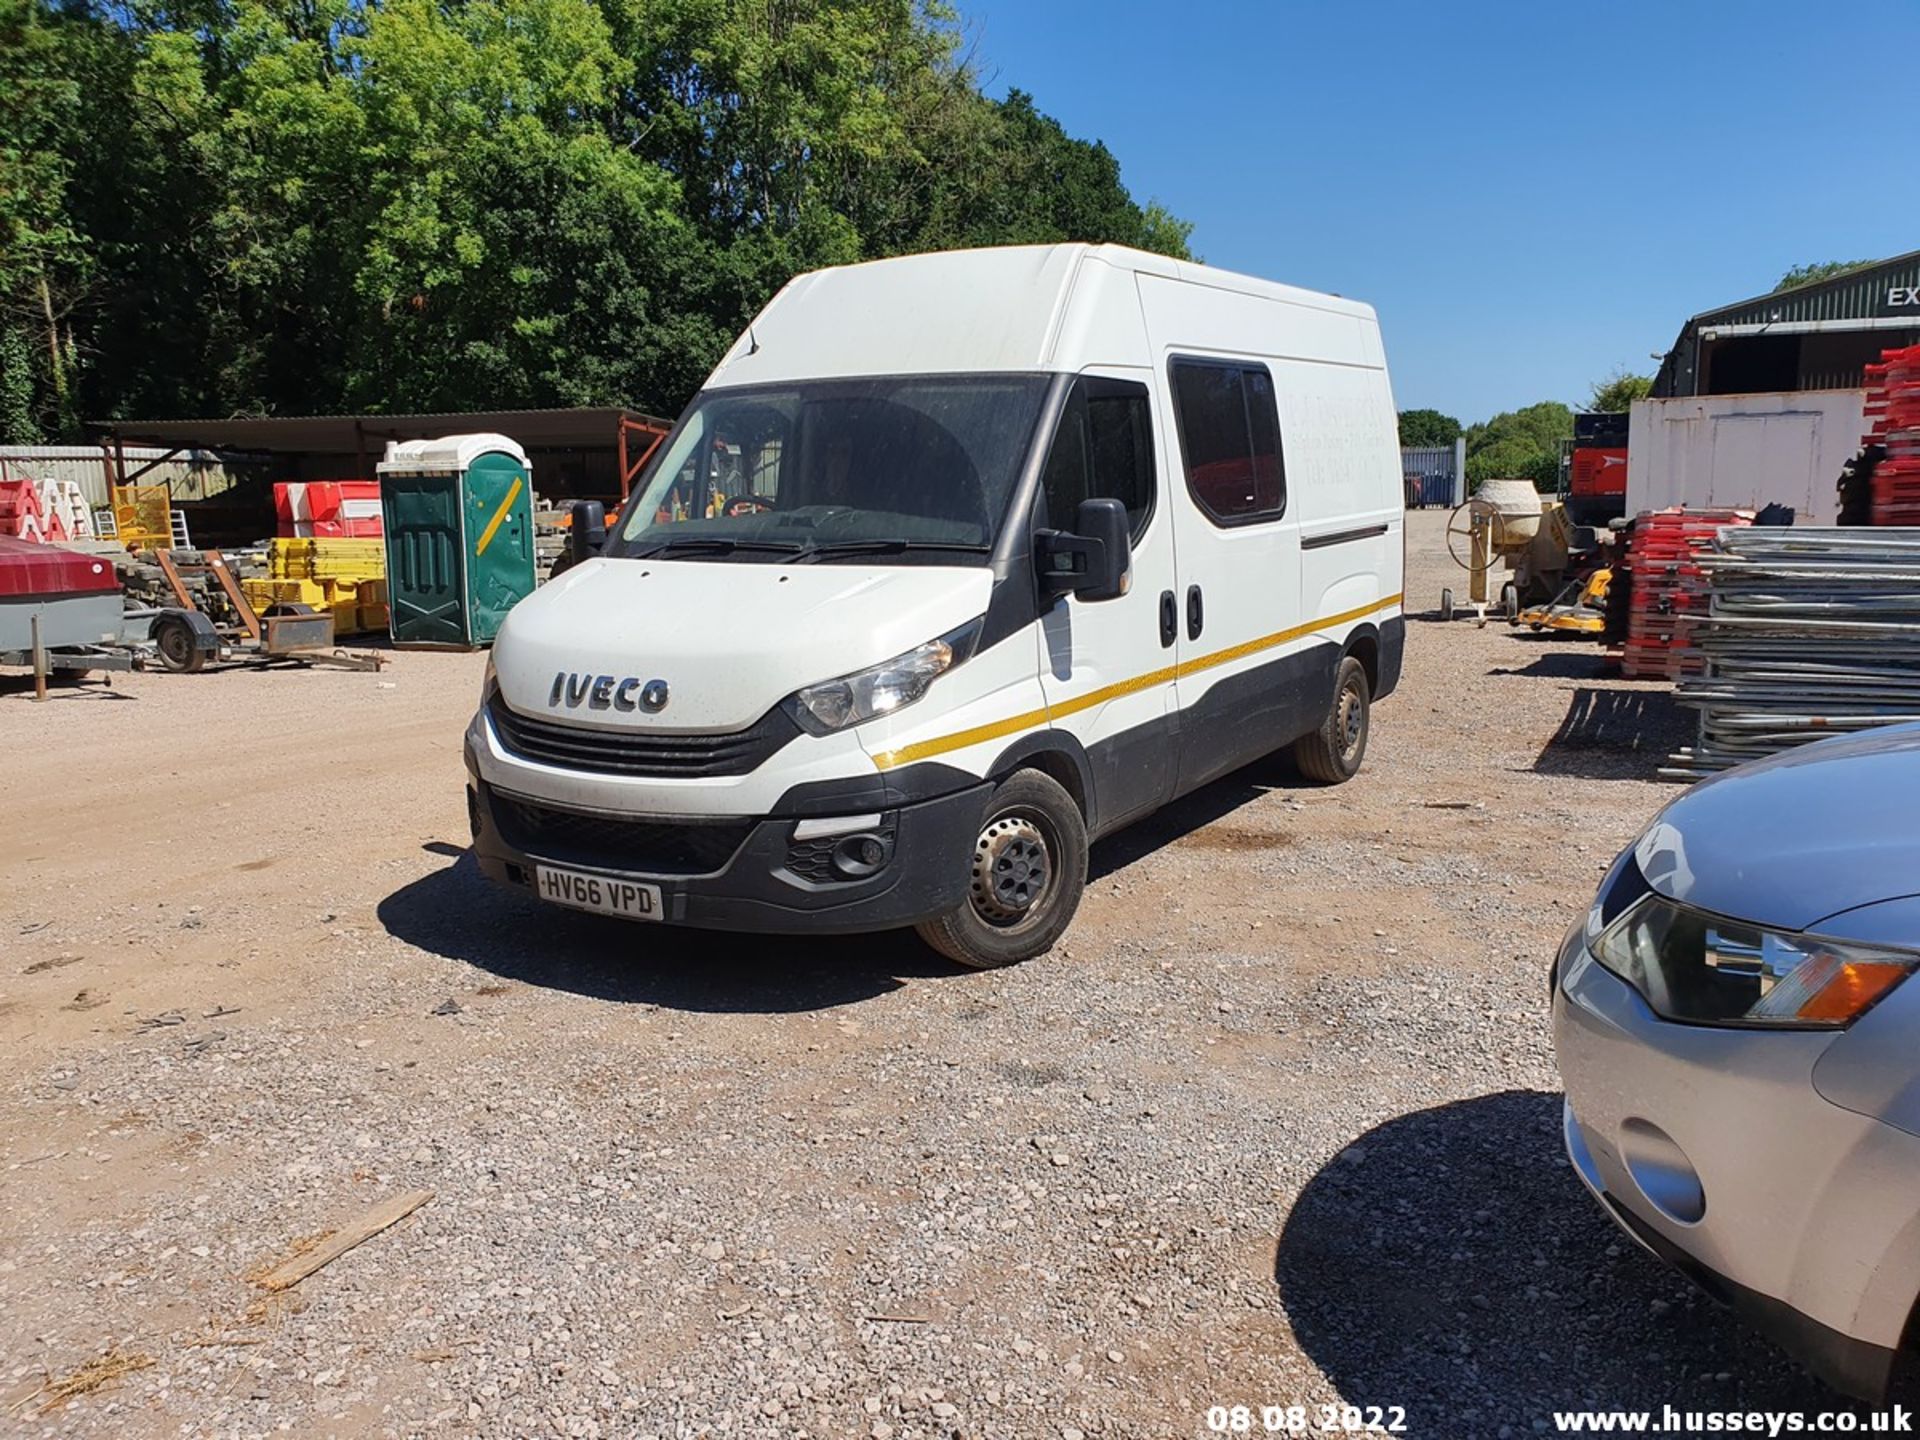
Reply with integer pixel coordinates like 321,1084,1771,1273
142,547,386,674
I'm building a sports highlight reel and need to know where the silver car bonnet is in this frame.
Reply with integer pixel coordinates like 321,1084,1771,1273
1634,722,1920,932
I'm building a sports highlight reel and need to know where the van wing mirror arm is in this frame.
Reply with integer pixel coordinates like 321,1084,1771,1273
1035,497,1131,602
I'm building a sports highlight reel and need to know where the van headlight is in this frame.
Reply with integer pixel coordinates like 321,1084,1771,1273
1592,894,1918,1028
480,655,498,703
787,619,982,736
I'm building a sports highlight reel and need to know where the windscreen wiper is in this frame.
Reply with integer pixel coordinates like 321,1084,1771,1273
785,539,992,564
627,536,807,559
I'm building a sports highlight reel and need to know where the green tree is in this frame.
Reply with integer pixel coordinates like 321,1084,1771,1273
1464,400,1572,491
1586,369,1651,413
6,0,1193,434
1775,259,1878,292
0,324,38,443
1397,408,1460,447
0,0,89,435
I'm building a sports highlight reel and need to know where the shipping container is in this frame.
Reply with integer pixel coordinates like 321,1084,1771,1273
1625,391,1866,525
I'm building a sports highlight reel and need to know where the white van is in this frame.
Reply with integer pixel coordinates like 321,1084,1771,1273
466,244,1405,967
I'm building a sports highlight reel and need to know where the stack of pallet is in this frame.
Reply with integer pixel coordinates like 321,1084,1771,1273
1865,345,1920,525
1664,527,1920,779
0,478,95,543
241,537,387,635
1617,507,1753,679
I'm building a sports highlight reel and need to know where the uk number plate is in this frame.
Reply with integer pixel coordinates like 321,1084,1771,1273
535,865,662,921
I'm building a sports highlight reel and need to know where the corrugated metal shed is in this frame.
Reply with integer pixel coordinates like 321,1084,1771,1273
92,406,673,498
0,446,243,507
1653,250,1920,397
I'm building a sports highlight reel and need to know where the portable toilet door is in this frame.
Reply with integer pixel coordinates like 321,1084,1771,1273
378,434,535,648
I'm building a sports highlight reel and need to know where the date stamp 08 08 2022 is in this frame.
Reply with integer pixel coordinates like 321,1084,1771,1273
1204,1404,1409,1434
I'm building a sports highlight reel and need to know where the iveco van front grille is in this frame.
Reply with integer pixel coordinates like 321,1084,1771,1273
487,694,800,778
493,795,753,875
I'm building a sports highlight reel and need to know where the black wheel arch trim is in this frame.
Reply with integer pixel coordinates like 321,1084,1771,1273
986,729,1098,828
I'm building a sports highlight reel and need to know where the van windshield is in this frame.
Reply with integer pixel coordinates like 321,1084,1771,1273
608,375,1050,563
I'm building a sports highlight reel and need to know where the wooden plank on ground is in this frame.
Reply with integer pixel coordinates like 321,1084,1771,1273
253,1189,433,1293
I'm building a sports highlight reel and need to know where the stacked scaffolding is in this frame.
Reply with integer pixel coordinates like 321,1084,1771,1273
1663,527,1920,780
1618,508,1752,680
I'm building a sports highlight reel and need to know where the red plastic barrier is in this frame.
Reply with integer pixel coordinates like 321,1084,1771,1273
274,481,385,538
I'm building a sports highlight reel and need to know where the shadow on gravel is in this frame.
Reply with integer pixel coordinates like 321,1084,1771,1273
378,852,957,1013
1088,759,1294,880
1275,1090,1863,1433
0,673,138,701
1533,685,1690,781
1488,648,1612,681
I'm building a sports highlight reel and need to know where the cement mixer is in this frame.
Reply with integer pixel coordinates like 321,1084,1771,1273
1440,479,1579,624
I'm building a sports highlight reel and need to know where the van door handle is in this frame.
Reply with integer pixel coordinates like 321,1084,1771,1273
1159,590,1177,647
1186,584,1204,640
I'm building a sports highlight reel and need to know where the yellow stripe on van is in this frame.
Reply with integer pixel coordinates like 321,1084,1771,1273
870,593,1403,770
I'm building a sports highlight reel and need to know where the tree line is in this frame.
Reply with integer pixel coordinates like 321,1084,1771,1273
1404,256,1886,492
1397,370,1651,492
0,0,1192,443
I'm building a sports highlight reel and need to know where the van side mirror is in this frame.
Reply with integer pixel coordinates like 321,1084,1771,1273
569,500,607,566
1036,497,1132,603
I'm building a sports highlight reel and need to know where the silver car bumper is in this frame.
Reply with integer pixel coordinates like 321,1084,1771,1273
1553,926,1920,1401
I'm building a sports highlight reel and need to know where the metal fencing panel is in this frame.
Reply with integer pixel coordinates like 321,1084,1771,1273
1400,440,1465,508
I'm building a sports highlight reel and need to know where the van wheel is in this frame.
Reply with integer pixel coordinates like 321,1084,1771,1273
1294,655,1370,785
914,769,1087,969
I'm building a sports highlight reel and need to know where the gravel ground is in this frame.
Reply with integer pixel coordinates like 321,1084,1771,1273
0,510,1869,1438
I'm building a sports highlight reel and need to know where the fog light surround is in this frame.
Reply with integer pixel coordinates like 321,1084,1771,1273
831,832,893,880
1618,1117,1705,1225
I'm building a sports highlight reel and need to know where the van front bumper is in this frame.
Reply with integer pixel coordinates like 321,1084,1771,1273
464,750,992,935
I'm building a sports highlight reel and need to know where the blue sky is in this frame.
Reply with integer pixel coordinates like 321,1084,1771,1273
963,0,1920,424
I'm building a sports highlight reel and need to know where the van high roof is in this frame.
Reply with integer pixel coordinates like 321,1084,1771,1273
707,243,1379,389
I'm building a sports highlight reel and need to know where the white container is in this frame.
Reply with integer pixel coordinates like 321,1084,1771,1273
1626,391,1866,525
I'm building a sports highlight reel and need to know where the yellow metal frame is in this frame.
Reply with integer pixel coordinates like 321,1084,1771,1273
111,485,172,549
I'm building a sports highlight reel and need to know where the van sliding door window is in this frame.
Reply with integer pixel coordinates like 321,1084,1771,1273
1169,358,1286,525
1040,377,1156,540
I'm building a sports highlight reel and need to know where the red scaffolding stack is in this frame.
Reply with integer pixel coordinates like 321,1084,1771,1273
1866,345,1920,526
1617,507,1753,680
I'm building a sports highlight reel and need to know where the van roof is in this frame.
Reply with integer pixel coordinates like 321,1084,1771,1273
707,244,1378,388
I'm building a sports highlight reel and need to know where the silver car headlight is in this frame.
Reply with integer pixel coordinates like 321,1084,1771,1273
787,619,982,736
1592,893,1918,1028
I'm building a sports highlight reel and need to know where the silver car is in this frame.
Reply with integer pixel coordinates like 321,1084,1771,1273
1555,724,1920,1402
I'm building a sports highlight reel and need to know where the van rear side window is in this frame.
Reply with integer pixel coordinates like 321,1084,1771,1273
1170,358,1286,525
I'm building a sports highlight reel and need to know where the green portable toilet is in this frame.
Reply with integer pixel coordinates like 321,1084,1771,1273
378,434,536,648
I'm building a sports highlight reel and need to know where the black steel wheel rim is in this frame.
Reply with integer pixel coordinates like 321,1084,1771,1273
157,623,191,667
1338,679,1365,760
969,808,1058,930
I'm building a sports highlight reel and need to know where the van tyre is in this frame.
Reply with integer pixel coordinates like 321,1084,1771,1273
915,769,1087,969
1294,655,1370,784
